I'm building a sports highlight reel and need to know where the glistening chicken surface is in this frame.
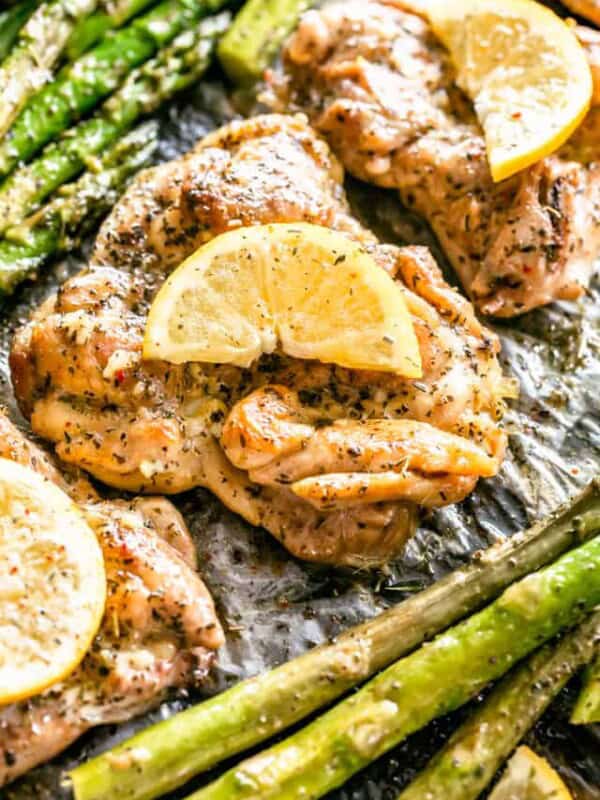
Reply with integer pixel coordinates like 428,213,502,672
268,0,600,316
11,114,511,566
0,414,223,786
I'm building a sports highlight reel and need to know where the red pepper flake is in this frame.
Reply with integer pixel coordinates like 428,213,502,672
115,369,126,385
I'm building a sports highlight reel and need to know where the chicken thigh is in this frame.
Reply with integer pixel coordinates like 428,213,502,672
11,114,511,566
0,413,223,786
268,0,600,316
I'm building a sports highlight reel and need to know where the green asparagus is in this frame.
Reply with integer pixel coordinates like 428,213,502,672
218,0,314,86
65,0,160,60
0,0,226,178
397,609,600,800
571,652,600,724
186,535,600,800
0,0,97,137
68,481,600,800
0,12,230,232
0,0,39,61
0,122,157,295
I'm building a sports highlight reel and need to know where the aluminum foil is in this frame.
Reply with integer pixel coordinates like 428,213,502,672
1,78,599,800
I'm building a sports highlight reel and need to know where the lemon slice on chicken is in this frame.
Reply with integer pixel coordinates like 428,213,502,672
428,0,593,182
144,223,422,377
489,746,573,800
0,459,105,704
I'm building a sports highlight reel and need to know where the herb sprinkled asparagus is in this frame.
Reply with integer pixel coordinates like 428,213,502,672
397,609,600,800
0,12,230,233
186,534,600,800
65,0,159,60
0,122,157,295
0,0,39,62
218,0,314,86
0,0,226,178
69,481,600,800
0,0,97,137
571,652,600,724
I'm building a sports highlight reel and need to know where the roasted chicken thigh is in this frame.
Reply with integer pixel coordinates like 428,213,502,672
11,114,510,566
0,413,223,786
268,0,600,316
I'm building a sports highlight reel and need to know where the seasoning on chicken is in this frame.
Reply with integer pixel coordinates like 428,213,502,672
267,1,600,317
0,413,223,787
10,114,512,567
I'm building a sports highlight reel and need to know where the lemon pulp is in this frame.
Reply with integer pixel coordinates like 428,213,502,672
429,0,593,181
144,223,422,377
0,460,106,704
489,746,573,800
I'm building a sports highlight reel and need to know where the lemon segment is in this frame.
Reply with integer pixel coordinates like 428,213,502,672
144,223,422,377
488,746,573,800
144,228,277,368
428,0,593,182
0,459,106,705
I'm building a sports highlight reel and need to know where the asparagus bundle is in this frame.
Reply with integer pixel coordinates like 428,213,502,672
68,481,600,800
0,12,230,233
397,609,600,800
0,0,39,61
65,0,160,60
0,0,97,137
571,653,600,724
0,122,157,294
0,0,226,178
186,534,600,800
218,0,313,86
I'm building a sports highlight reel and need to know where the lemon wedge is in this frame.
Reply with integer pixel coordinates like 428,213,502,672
428,0,593,182
488,746,573,800
144,223,422,377
0,459,106,704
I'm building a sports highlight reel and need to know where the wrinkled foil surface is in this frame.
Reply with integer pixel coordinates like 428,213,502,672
1,79,599,800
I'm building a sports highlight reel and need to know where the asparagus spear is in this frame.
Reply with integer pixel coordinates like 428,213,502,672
0,122,157,294
65,0,160,60
0,0,97,137
186,535,600,800
397,609,600,800
0,12,230,232
0,0,39,61
68,481,600,800
571,653,600,724
218,0,314,86
0,0,225,178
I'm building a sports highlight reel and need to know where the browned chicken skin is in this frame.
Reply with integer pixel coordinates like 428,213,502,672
0,413,223,786
11,114,510,567
268,0,600,316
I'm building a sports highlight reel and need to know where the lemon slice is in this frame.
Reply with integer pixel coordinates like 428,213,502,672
144,223,422,377
489,746,573,800
428,0,593,182
0,459,106,704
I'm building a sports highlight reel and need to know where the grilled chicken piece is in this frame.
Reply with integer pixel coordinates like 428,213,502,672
0,413,223,786
11,114,510,567
221,385,498,510
268,1,600,317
